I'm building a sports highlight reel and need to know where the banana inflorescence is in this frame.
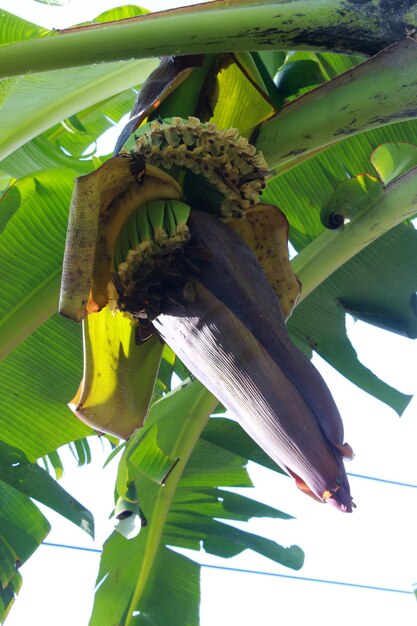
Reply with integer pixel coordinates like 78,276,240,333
152,210,354,512
60,115,354,511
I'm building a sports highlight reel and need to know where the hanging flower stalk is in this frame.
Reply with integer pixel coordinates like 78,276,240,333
60,117,354,512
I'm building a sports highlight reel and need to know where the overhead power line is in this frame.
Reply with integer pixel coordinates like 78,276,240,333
201,564,413,595
43,541,102,554
347,472,417,489
41,542,413,595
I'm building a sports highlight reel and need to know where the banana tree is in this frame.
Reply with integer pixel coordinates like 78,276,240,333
1,1,417,624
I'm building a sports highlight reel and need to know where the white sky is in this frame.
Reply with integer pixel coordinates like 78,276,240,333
0,0,205,28
1,1,417,625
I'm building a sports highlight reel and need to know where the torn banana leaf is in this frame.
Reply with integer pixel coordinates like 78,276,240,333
153,210,354,512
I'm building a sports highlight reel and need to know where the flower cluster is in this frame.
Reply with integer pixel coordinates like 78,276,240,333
132,117,271,216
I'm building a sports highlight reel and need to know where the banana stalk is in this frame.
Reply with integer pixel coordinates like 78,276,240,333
152,209,354,512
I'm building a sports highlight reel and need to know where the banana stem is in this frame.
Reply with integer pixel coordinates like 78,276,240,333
292,166,417,301
256,39,417,171
2,0,416,78
154,55,217,120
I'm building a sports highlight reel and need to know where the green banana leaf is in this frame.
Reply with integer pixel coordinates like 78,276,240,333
263,123,417,413
0,440,94,535
0,314,90,460
210,53,275,137
81,6,149,23
0,86,141,189
0,571,22,624
0,483,49,585
0,11,158,162
371,142,417,185
0,483,49,600
38,437,95,480
0,54,157,161
265,118,417,246
0,136,92,181
0,436,93,624
0,168,77,358
90,381,302,626
0,10,49,45
68,437,93,467
40,450,65,480
287,224,417,415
